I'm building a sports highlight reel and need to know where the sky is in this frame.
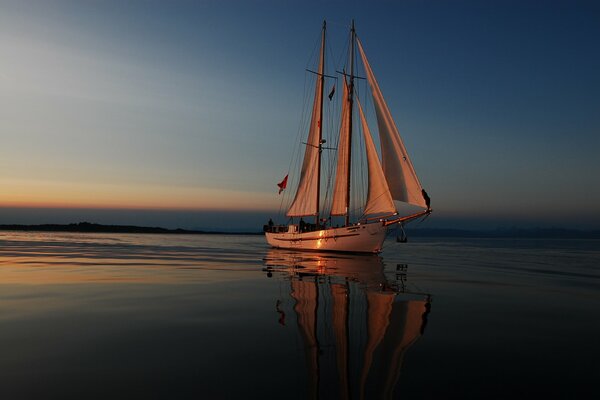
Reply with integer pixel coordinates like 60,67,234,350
0,0,599,230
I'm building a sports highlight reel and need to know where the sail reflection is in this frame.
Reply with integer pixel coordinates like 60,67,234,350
263,250,432,399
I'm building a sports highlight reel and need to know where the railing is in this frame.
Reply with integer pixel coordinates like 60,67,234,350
263,225,289,233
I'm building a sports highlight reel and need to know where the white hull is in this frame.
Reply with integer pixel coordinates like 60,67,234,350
265,222,388,253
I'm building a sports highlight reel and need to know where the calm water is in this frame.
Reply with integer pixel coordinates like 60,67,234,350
0,232,598,399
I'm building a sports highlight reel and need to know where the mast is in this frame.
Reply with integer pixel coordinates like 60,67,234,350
345,20,355,227
315,20,326,225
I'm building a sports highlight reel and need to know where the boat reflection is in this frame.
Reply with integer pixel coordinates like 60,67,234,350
263,249,432,400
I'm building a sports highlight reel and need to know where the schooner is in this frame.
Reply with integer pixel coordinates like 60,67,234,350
265,21,431,253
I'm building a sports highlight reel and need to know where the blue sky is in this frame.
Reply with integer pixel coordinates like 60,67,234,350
0,0,598,230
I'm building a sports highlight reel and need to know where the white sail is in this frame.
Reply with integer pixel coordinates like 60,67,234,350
287,32,325,217
330,78,350,216
357,97,396,216
357,38,427,209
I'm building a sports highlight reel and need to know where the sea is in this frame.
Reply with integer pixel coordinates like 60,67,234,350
0,232,598,399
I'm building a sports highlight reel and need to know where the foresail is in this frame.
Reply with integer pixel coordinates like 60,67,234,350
357,97,396,216
357,38,427,209
330,78,350,216
287,32,325,217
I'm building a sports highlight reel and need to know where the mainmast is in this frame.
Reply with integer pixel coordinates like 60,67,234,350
345,20,355,227
315,20,326,225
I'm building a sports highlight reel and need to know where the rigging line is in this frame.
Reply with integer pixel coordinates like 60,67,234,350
287,72,310,176
362,72,378,155
327,87,339,205
351,107,358,221
358,75,372,218
336,70,366,80
324,59,342,218
361,107,367,218
325,34,338,102
348,202,367,217
380,228,394,251
327,98,343,221
414,212,432,227
321,19,348,28
277,187,286,217
283,86,307,215
305,69,338,80
323,102,336,218
336,28,351,74
304,27,324,71
357,84,366,221
321,102,332,216
354,85,367,221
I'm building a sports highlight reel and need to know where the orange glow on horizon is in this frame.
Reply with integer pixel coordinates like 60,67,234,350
0,179,279,211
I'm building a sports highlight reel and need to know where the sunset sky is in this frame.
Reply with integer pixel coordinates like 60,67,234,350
1,0,598,230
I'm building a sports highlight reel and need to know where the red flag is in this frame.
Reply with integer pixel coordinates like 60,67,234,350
277,174,288,194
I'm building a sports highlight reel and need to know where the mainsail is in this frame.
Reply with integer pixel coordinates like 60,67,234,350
287,26,325,217
357,38,427,209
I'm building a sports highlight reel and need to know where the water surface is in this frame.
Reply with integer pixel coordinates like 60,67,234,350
0,232,598,399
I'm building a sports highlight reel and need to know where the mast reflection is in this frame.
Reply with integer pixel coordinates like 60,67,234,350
263,250,432,400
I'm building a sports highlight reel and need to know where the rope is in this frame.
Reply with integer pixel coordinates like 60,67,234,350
414,211,432,227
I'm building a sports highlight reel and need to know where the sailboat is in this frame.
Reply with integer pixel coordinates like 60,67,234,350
265,21,431,253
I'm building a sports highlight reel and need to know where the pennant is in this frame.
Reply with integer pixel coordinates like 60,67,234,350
328,84,335,100
277,174,288,194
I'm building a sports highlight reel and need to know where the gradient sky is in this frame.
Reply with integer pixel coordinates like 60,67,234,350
1,0,599,230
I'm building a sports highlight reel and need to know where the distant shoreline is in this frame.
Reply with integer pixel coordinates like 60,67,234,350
0,222,261,235
0,222,599,239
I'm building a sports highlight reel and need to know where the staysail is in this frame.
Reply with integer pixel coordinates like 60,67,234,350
287,27,325,217
357,38,427,209
330,78,351,216
357,97,396,215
